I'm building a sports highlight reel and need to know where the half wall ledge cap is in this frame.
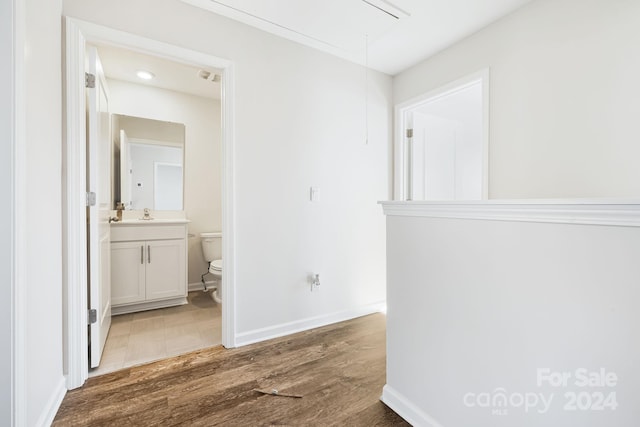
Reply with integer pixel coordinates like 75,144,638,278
378,199,640,227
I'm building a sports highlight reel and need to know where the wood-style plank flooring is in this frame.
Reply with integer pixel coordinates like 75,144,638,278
54,313,409,426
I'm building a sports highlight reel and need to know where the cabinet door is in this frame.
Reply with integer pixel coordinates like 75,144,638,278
145,239,186,301
111,241,146,306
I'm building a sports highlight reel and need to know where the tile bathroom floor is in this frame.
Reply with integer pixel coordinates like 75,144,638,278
90,291,221,377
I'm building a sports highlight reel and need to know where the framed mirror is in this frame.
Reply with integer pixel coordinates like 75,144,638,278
112,114,185,210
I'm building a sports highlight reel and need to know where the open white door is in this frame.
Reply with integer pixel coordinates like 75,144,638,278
396,70,488,201
411,112,457,200
87,46,112,368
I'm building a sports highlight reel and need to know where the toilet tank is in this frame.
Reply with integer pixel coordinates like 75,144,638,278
200,232,221,263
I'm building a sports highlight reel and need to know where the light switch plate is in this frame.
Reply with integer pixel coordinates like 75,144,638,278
310,187,320,202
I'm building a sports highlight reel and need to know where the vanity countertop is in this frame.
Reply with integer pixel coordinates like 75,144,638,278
111,218,191,225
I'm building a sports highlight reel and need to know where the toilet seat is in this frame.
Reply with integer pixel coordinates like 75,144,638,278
209,259,222,273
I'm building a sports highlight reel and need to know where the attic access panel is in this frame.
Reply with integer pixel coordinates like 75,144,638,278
195,0,409,53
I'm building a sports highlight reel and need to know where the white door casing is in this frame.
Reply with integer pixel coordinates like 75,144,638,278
64,18,236,389
5,0,27,422
87,47,112,368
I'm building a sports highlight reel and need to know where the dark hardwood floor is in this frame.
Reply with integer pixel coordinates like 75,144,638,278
53,313,409,426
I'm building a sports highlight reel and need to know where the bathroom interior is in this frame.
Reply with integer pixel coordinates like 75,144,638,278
90,43,223,376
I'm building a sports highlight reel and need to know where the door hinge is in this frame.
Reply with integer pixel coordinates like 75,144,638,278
88,309,97,325
406,128,413,138
85,72,96,89
86,191,97,207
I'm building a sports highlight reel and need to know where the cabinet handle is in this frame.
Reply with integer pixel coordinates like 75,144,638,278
148,245,151,263
140,246,144,264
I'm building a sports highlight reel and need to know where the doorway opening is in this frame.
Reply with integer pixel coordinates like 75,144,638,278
63,18,236,389
394,69,490,201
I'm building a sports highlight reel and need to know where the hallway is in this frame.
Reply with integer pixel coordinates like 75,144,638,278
54,314,408,426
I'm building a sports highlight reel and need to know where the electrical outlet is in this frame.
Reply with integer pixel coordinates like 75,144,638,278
310,273,320,292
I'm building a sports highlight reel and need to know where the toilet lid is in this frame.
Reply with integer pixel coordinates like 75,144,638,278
210,259,222,271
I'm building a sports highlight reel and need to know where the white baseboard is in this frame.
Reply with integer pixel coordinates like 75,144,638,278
188,281,216,292
112,297,187,315
188,282,203,292
36,377,67,427
381,385,443,427
235,301,386,347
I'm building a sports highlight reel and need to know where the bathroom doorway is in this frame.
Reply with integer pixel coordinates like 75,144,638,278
93,44,222,376
63,18,237,388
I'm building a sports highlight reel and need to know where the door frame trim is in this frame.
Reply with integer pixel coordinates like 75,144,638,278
63,17,237,389
393,68,490,201
6,0,27,423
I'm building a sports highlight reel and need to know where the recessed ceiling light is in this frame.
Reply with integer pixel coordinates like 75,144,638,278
136,70,155,80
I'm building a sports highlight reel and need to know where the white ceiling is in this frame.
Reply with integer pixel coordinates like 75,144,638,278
95,44,222,100
94,1,532,95
181,0,532,75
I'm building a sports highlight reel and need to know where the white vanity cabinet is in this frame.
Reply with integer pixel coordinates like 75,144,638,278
110,220,188,315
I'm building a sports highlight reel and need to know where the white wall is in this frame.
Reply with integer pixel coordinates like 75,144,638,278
394,0,640,199
24,0,67,425
0,0,16,423
107,78,221,286
64,0,392,340
384,204,640,426
0,3,64,424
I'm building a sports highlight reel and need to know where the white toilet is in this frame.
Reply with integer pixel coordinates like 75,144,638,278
200,232,222,303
